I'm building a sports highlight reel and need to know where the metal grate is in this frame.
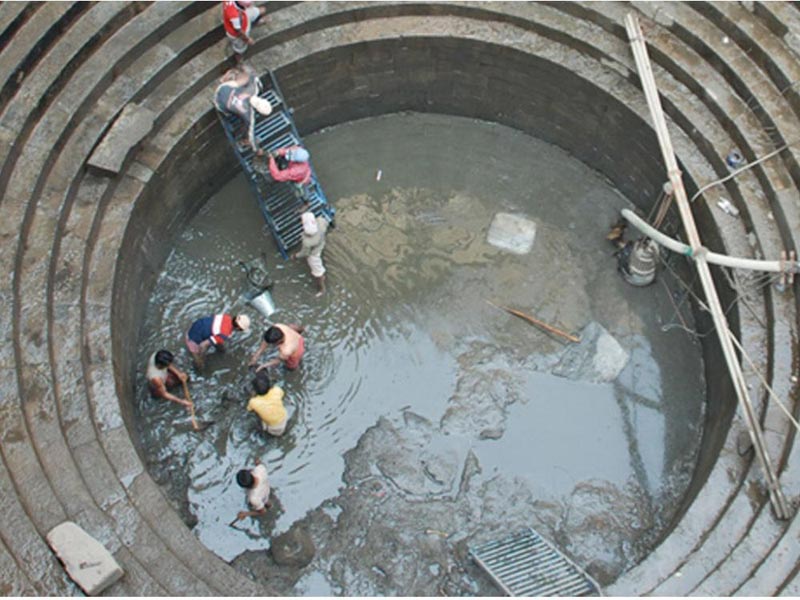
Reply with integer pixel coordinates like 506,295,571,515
216,70,334,259
469,528,602,597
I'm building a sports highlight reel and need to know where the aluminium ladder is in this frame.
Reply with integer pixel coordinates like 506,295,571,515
469,528,602,596
216,69,334,259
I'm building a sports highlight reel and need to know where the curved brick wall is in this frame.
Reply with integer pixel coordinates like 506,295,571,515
0,2,797,595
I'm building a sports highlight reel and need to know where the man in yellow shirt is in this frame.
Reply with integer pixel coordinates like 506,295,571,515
247,371,288,436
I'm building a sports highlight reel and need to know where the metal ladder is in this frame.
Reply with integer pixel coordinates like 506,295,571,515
469,528,602,596
216,70,334,259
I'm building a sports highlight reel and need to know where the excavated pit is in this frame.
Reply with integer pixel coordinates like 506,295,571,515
130,110,713,594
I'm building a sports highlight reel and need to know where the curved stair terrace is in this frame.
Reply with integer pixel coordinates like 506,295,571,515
0,1,797,595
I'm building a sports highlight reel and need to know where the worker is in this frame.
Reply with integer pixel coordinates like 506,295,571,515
235,458,271,521
268,145,312,185
222,0,267,62
214,64,272,153
246,371,288,436
146,349,191,408
249,323,306,371
186,313,251,368
293,210,330,296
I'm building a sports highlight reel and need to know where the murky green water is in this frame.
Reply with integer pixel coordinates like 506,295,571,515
134,112,706,593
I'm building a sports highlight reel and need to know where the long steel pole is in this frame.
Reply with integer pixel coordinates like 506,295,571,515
624,13,789,519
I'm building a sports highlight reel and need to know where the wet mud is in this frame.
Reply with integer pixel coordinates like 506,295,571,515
134,112,706,593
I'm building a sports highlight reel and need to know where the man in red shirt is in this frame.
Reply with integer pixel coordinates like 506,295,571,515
222,1,267,62
267,145,311,185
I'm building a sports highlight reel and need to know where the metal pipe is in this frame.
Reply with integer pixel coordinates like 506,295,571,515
625,13,790,519
621,208,796,273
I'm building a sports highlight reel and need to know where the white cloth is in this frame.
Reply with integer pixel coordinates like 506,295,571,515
247,464,270,510
146,352,168,383
307,254,326,278
301,212,318,235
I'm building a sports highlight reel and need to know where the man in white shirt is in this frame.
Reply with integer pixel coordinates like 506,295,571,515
235,458,271,521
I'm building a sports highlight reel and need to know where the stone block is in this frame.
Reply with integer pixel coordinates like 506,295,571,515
487,212,537,255
553,322,630,384
88,103,156,175
46,521,124,596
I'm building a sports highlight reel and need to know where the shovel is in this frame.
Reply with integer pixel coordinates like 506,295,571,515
181,380,214,432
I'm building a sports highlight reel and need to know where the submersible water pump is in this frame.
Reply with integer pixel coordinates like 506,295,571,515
617,239,657,287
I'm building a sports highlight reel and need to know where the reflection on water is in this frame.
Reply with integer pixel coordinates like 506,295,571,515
134,112,705,589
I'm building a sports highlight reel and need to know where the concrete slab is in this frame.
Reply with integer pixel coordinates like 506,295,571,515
486,212,536,255
46,521,124,596
88,103,155,175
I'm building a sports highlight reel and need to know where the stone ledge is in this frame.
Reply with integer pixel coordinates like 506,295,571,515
88,103,156,175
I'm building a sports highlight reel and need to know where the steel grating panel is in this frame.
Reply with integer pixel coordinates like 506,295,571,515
469,528,602,597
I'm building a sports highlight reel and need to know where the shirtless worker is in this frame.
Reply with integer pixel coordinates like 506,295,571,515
249,323,306,371
146,349,190,408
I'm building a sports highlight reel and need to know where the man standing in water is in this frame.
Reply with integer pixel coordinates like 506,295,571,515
247,371,288,436
186,313,251,368
293,210,330,297
234,458,271,521
249,323,305,371
146,349,191,408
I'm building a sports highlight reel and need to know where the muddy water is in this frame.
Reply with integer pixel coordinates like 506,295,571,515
134,112,706,593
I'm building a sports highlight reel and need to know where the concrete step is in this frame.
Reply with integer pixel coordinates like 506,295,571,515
0,2,38,53
0,2,86,113
730,442,800,596
0,534,38,596
0,442,75,595
0,2,134,191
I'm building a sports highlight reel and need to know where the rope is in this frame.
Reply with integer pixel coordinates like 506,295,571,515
656,254,800,437
689,143,794,204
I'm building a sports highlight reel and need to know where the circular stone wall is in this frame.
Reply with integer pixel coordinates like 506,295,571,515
2,2,798,596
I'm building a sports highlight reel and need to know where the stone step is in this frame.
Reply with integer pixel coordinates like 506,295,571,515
691,504,789,595
0,2,134,190
0,2,37,53
727,442,800,596
697,2,800,119
0,522,39,595
0,2,85,113
0,439,75,595
671,3,800,245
